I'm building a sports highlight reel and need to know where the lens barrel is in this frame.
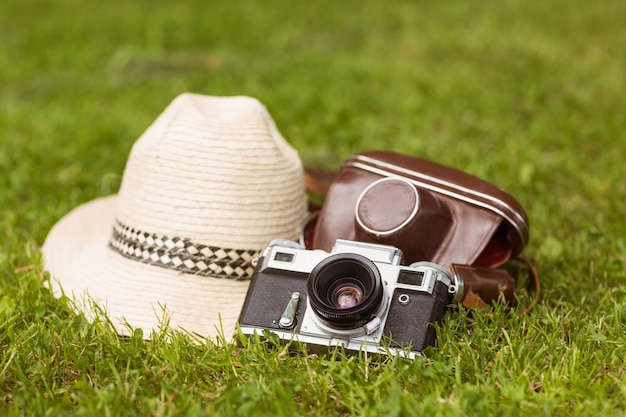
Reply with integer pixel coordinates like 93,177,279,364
307,253,383,329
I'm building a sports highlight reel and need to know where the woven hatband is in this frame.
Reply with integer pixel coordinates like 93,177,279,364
109,219,259,280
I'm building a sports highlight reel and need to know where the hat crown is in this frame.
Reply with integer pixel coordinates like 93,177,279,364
115,94,307,250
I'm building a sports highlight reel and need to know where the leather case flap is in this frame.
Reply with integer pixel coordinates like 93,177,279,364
312,151,529,268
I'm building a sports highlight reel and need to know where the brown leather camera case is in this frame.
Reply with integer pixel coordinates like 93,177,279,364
307,151,534,309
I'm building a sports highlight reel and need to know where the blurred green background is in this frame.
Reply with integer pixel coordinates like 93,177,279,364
1,0,625,415
3,0,624,299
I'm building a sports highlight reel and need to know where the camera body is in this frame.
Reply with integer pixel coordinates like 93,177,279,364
238,239,462,358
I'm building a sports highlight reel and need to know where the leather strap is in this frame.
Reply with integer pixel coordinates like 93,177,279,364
451,264,517,309
451,257,540,312
304,169,335,198
512,255,541,313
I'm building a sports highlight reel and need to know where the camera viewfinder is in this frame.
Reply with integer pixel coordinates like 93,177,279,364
397,270,425,286
274,252,295,263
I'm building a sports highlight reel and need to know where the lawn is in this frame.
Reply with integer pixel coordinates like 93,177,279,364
1,0,625,415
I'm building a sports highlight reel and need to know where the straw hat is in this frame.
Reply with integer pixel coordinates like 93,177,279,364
42,93,308,340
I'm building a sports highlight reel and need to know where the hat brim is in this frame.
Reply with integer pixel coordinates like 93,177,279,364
42,195,250,340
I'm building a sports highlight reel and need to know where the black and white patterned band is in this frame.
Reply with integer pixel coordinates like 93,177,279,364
109,220,259,280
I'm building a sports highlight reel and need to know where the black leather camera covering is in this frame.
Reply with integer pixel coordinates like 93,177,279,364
382,281,449,351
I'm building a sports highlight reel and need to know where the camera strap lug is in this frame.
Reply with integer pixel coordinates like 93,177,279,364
362,316,382,335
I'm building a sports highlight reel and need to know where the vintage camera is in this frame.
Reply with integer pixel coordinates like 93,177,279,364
238,239,463,358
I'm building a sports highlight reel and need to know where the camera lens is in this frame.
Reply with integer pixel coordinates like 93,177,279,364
332,285,363,309
307,253,383,329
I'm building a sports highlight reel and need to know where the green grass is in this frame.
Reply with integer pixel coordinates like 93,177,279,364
2,0,625,415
